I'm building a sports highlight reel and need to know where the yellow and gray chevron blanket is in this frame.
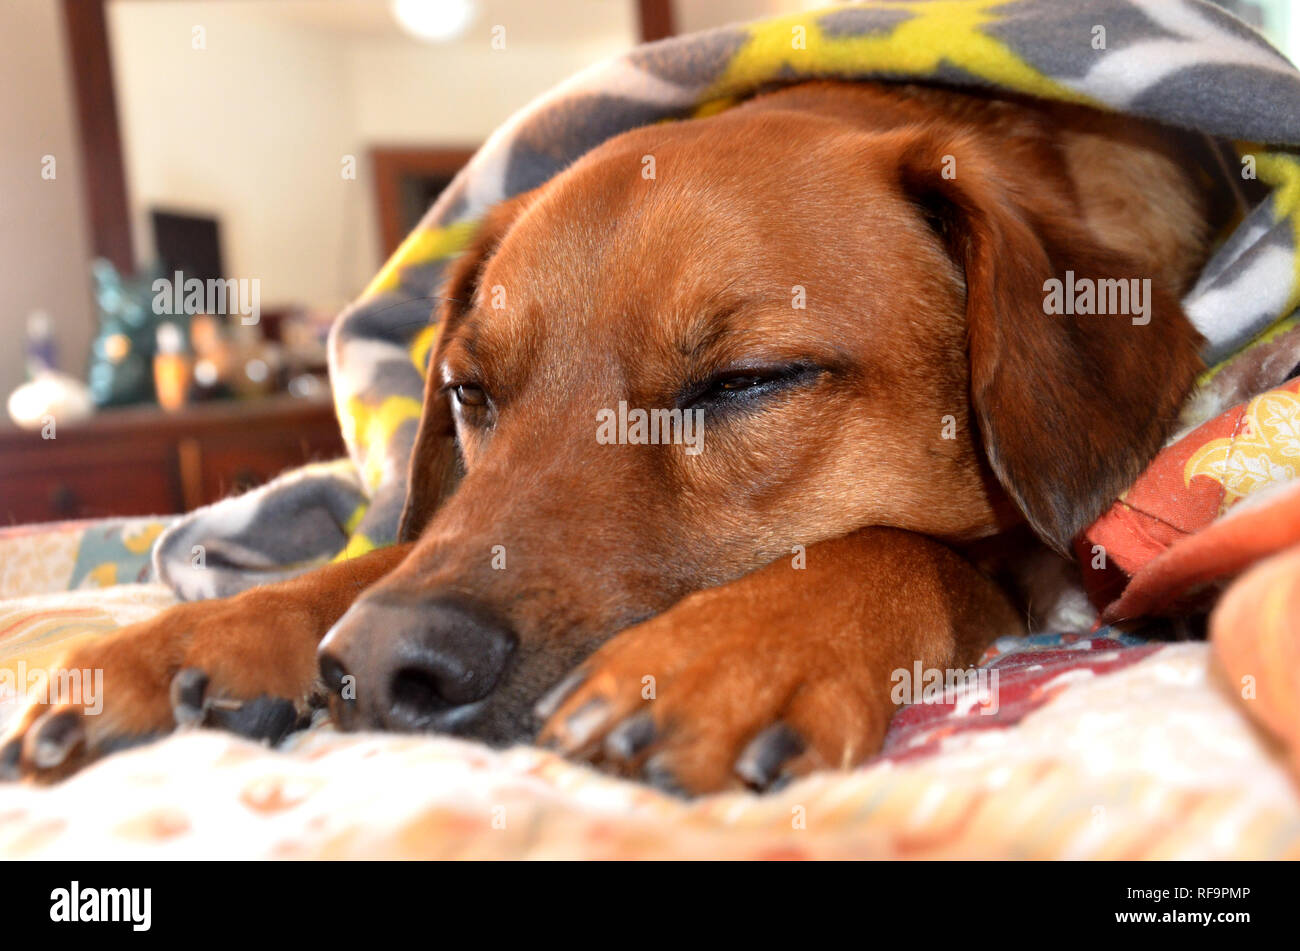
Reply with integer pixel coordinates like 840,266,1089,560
153,0,1300,600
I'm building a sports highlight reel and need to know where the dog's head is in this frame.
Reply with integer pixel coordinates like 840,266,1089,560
319,93,1202,742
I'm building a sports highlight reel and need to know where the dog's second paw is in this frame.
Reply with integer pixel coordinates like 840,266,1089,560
0,594,321,783
534,586,890,796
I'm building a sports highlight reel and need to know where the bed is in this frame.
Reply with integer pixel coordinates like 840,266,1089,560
2,517,1296,859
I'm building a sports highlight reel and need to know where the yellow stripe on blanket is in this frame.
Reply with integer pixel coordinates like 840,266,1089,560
330,505,377,564
709,0,1095,108
342,502,368,535
362,220,480,300
331,533,378,563
410,323,442,377
1257,152,1300,319
339,394,424,492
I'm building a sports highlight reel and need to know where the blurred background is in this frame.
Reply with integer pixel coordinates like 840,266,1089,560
0,0,1296,525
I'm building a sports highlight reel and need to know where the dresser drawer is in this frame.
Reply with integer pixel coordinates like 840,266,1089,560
0,445,180,523
0,396,343,525
184,424,346,506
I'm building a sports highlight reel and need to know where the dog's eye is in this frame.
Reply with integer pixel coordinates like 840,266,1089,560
680,364,822,410
715,375,765,392
452,384,488,408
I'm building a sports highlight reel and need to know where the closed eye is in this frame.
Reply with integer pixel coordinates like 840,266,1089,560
677,363,823,411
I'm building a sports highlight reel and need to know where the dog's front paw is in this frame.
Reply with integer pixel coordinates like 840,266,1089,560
0,594,321,782
534,587,890,796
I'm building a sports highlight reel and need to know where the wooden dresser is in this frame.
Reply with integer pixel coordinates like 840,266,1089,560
0,394,348,525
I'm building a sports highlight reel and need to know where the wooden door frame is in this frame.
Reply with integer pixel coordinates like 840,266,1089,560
370,146,478,258
637,0,675,42
60,0,134,273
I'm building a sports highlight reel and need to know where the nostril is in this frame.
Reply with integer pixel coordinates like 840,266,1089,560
389,665,453,722
382,598,518,728
318,653,349,696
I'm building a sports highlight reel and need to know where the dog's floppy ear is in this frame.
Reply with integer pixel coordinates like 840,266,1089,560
897,133,1203,553
397,192,536,542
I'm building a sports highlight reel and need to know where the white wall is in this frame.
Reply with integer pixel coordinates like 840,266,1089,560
107,1,638,314
340,35,634,279
108,2,365,314
0,0,95,399
342,37,629,144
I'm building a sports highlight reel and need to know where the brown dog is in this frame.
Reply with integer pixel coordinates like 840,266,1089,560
2,81,1217,794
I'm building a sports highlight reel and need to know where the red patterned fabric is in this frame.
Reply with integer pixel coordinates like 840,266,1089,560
882,636,1160,762
1080,378,1300,619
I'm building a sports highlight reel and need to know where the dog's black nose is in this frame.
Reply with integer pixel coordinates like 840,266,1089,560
385,598,517,719
318,596,517,732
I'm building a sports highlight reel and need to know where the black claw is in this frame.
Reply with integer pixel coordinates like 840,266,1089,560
0,737,22,781
765,771,795,794
735,723,805,790
533,667,589,721
97,732,163,756
30,711,84,770
642,755,689,799
205,695,302,744
604,712,657,761
169,668,210,727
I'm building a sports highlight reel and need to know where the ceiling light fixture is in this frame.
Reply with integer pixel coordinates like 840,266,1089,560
390,0,478,43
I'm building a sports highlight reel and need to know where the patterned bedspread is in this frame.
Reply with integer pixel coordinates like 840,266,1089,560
1,521,1296,859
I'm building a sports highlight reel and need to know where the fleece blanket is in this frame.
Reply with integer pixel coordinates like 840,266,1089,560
151,0,1300,609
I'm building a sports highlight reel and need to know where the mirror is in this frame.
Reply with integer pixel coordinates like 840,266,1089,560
105,0,643,318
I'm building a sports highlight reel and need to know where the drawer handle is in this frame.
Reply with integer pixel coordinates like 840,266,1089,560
49,483,79,515
232,468,263,494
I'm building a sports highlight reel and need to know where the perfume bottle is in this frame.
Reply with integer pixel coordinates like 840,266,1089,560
153,322,194,412
25,310,56,378
8,310,93,429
